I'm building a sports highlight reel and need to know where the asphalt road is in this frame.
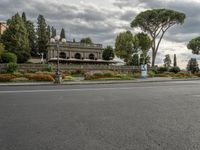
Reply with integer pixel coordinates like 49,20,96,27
0,81,200,150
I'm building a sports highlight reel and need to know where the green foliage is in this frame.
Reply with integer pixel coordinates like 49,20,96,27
169,66,181,73
130,54,139,66
0,43,5,62
7,63,18,73
135,33,151,64
0,43,5,55
187,58,199,74
47,64,53,72
1,13,30,63
158,66,169,73
187,36,200,55
163,54,171,67
26,21,37,57
63,76,74,81
131,8,186,66
139,54,150,65
16,51,31,63
102,46,115,60
51,26,56,38
115,31,135,64
80,37,93,44
60,28,66,39
148,70,155,77
1,52,17,63
37,15,48,57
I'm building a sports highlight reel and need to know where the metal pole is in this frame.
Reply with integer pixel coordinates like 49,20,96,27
57,42,59,75
54,41,62,84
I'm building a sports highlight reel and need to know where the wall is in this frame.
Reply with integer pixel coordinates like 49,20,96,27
0,64,140,72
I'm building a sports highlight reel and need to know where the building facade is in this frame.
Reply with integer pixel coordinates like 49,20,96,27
0,22,7,35
47,41,116,64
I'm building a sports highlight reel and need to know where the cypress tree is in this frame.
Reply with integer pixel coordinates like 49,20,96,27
51,26,56,38
1,13,30,63
21,12,37,57
37,14,48,57
60,28,66,39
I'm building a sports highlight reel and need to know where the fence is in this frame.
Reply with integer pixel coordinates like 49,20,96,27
0,64,140,72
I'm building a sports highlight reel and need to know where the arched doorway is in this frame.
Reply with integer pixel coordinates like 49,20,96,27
89,53,95,60
59,52,66,59
75,53,81,59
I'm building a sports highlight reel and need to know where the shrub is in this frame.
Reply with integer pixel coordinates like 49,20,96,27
158,66,169,73
84,70,115,80
148,70,155,77
26,74,54,82
47,64,53,72
169,66,181,73
17,51,31,63
173,72,194,78
132,73,141,78
7,63,18,73
63,76,74,81
11,77,29,82
0,74,16,82
1,52,17,63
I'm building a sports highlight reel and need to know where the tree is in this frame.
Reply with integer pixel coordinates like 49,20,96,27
130,54,139,66
37,15,48,57
115,31,135,64
102,46,115,60
131,8,186,67
47,25,51,40
0,43,5,55
187,58,199,74
174,54,177,67
21,12,37,57
80,37,93,44
1,13,30,63
135,33,151,64
140,54,150,65
51,26,56,38
163,54,171,67
60,28,66,39
73,38,76,43
187,37,200,55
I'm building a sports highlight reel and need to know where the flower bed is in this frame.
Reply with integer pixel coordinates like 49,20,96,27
25,74,54,82
0,74,17,82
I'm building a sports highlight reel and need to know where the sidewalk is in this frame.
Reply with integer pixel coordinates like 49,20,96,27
0,77,200,86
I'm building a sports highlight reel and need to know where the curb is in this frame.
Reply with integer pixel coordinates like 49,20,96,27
0,78,200,86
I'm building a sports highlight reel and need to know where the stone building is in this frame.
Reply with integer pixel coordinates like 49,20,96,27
0,22,7,35
47,41,116,64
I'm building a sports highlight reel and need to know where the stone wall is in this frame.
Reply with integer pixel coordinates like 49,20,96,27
0,64,140,72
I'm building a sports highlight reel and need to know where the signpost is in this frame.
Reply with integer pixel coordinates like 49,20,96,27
141,64,148,79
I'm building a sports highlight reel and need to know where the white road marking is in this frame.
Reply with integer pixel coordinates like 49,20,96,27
0,84,198,94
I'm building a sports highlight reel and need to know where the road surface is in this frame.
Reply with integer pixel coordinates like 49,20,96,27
0,81,200,150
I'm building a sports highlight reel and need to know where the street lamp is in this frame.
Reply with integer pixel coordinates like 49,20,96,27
51,35,66,84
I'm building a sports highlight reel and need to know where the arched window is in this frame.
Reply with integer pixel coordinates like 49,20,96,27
75,53,81,59
59,52,66,59
89,53,95,60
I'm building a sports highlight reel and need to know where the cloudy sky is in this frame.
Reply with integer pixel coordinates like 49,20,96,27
0,0,200,68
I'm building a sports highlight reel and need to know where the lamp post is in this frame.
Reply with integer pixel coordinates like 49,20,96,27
51,36,66,84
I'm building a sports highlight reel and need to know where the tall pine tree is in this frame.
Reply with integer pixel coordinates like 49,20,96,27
1,13,30,63
60,28,66,39
37,15,48,57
